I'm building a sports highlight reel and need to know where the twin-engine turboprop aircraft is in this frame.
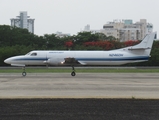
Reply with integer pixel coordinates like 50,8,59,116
4,32,156,76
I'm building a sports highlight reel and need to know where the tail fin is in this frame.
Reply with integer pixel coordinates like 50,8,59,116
127,32,156,56
129,32,156,50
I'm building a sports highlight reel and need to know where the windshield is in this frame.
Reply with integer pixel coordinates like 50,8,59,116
25,52,31,55
25,52,37,56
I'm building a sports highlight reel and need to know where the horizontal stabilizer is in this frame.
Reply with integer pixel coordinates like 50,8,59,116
128,47,151,50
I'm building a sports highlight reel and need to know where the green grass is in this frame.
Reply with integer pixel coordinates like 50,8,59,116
0,67,159,73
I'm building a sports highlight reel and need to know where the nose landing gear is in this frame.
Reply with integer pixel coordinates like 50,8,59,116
22,67,27,76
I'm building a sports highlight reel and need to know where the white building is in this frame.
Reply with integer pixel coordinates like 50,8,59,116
10,11,35,34
82,24,101,34
55,31,71,38
102,19,153,41
83,19,154,41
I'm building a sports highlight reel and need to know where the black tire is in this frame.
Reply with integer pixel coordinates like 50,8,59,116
22,72,26,76
71,71,76,76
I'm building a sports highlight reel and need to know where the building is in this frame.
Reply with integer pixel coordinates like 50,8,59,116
83,19,154,41
55,31,71,38
84,24,90,31
10,11,35,33
82,24,101,34
101,19,153,41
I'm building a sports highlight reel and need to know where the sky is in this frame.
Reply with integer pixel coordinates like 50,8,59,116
0,0,159,37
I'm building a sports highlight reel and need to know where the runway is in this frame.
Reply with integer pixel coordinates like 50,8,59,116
0,73,159,99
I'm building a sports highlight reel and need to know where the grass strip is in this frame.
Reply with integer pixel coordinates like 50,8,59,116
0,67,159,73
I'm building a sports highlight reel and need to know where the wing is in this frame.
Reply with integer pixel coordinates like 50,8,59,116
62,57,86,65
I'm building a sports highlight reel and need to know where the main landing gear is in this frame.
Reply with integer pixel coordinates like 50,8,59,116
21,66,76,77
22,67,27,76
71,66,76,76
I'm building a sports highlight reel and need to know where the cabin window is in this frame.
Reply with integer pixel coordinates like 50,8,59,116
31,53,37,56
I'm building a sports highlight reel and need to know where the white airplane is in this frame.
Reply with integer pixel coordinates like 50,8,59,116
4,32,156,76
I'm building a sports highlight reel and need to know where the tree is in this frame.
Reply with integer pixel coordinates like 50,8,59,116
124,40,140,47
94,33,107,41
65,41,73,50
74,32,99,45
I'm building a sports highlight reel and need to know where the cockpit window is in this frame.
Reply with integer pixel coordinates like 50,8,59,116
31,53,37,56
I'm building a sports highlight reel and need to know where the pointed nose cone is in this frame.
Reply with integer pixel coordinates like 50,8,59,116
4,58,11,64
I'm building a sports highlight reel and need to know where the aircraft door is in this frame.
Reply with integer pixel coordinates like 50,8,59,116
46,52,59,65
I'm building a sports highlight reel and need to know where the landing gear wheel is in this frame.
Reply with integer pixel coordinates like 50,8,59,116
71,66,76,76
22,72,26,76
71,71,76,76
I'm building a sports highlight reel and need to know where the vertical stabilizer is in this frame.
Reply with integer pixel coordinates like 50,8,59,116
130,32,156,50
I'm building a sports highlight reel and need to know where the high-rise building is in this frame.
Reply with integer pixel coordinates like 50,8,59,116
10,11,35,33
83,19,154,41
84,24,90,31
101,19,153,41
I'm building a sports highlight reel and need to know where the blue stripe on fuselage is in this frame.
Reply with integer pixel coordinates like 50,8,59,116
12,56,149,62
76,56,149,61
13,58,47,61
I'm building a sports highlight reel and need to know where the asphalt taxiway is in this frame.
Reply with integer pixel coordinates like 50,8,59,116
0,73,159,98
